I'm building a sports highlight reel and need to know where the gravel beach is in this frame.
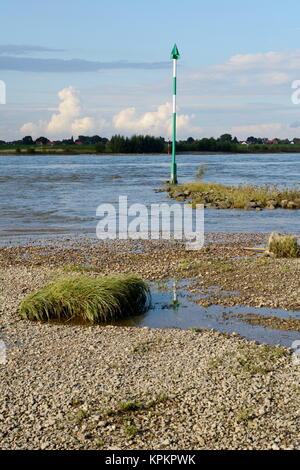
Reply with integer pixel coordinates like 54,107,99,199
0,234,299,450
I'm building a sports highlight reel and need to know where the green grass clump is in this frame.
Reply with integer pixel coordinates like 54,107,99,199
19,275,151,323
118,401,143,412
124,425,138,437
268,234,299,258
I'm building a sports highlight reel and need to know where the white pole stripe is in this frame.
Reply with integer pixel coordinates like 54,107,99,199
173,59,177,114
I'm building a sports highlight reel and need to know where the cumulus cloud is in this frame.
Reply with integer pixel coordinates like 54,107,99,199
20,88,200,139
113,102,201,138
20,86,106,138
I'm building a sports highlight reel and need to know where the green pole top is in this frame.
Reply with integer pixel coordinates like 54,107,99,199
170,44,180,60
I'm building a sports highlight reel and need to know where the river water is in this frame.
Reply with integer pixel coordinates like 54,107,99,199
0,153,299,243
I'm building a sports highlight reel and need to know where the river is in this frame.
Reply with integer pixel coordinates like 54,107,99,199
0,153,299,244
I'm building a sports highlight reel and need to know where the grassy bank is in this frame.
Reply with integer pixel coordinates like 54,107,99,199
168,182,300,210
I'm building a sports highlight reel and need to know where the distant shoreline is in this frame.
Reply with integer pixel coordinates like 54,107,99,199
1,150,300,156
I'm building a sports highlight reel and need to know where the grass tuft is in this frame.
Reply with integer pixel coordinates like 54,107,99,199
118,401,143,412
195,162,206,181
124,425,138,437
19,275,151,323
267,232,299,258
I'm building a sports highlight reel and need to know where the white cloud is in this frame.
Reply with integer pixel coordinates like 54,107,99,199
188,50,300,90
113,102,202,138
259,72,290,85
20,88,201,139
20,86,107,138
215,50,300,72
230,122,286,139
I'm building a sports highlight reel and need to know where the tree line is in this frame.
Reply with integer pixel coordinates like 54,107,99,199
1,133,300,154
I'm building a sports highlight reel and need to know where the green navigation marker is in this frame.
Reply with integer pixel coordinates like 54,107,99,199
171,44,180,60
170,44,180,185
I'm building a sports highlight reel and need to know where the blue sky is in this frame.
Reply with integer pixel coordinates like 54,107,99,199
2,0,300,140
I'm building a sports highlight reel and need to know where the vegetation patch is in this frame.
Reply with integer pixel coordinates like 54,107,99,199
235,344,287,376
167,182,300,210
119,401,144,412
267,232,299,258
236,408,256,423
106,395,170,418
124,424,139,437
19,275,151,323
236,312,300,332
61,264,102,274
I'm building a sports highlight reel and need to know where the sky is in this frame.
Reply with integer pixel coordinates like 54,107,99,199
2,0,300,140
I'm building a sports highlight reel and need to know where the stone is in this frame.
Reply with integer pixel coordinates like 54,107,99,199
287,201,297,209
244,201,257,210
294,198,300,208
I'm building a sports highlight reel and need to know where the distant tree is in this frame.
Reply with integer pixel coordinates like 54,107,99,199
61,138,74,145
219,134,233,143
195,137,216,151
108,135,127,153
22,136,33,145
35,136,49,145
95,142,106,153
246,136,257,144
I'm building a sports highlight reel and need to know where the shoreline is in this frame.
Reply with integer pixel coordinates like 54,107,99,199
1,150,300,156
1,235,299,450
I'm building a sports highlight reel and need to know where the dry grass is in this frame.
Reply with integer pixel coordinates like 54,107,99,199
195,163,206,181
173,182,300,209
268,234,299,258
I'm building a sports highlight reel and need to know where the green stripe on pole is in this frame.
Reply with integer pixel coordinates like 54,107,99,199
173,77,177,95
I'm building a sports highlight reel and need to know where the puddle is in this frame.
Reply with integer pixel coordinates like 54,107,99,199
192,285,240,299
50,280,300,347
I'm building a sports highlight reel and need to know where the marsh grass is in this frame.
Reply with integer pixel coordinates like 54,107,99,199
19,275,151,323
268,235,299,258
174,182,300,209
195,162,206,181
